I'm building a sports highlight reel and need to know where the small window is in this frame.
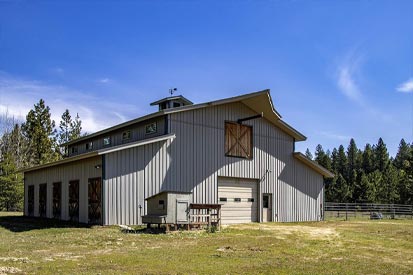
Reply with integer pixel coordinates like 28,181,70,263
248,198,254,202
86,142,93,151
219,197,227,202
234,198,241,202
103,137,111,146
225,122,253,159
173,102,181,108
122,130,131,140
71,146,78,154
158,200,165,210
263,196,269,208
145,122,157,135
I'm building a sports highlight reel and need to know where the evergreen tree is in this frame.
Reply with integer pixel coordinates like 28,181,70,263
380,164,400,203
0,152,23,211
394,139,411,170
22,99,58,165
373,138,389,172
305,148,313,160
362,143,374,174
337,145,348,179
57,110,83,157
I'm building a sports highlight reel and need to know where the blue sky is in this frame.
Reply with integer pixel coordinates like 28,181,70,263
0,0,412,156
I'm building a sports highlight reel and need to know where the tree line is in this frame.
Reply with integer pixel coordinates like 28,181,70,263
0,99,83,211
306,138,413,205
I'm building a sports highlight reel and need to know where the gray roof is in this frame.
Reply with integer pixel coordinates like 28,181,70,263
150,95,193,106
64,89,306,146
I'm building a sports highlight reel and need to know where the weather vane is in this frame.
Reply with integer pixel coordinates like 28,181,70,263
169,88,177,95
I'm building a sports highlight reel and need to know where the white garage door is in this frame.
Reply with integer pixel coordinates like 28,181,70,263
218,177,258,224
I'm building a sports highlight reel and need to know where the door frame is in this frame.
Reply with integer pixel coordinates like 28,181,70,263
262,193,272,222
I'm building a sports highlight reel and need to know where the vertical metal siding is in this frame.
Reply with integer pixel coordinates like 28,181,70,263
23,156,102,223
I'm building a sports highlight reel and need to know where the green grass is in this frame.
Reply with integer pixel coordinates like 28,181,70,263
0,212,412,275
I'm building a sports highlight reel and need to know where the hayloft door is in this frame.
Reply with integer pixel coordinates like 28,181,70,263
88,177,102,224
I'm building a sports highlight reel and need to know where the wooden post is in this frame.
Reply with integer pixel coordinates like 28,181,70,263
345,203,348,221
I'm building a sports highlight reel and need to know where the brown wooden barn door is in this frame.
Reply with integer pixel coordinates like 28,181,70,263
53,182,61,219
27,185,34,216
88,177,102,224
38,183,47,217
225,122,253,159
69,180,79,222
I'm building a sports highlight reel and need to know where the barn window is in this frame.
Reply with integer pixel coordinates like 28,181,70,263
158,200,165,210
122,130,131,141
145,122,157,135
225,122,253,159
234,198,241,202
103,137,111,146
71,146,78,154
248,198,254,202
219,197,227,202
86,141,93,151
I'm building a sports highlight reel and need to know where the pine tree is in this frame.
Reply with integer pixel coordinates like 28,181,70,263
22,99,58,165
374,138,389,172
305,148,313,160
362,144,374,174
394,139,411,170
337,145,348,179
57,110,83,157
0,152,23,211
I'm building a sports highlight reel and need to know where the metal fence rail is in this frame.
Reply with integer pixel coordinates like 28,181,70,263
325,202,413,220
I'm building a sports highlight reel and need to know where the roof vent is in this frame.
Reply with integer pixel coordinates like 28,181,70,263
150,95,193,111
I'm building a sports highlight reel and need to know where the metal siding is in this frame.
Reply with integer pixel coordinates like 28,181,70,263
169,102,323,223
24,156,102,223
104,139,173,225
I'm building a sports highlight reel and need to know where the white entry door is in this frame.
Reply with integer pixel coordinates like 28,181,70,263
218,177,258,224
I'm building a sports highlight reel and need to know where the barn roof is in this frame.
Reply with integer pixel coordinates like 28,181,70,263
293,152,335,178
64,89,306,146
21,134,176,172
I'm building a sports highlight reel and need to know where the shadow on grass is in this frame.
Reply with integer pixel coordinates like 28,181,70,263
0,214,92,233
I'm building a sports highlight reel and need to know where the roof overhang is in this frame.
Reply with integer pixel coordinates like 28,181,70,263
22,134,176,173
293,152,335,178
65,89,306,147
164,90,306,141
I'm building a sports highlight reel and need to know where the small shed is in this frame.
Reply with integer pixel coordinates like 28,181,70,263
142,191,191,229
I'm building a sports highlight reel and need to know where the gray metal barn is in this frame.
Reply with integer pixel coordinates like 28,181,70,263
23,90,334,225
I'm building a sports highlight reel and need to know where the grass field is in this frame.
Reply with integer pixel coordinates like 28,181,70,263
0,212,412,275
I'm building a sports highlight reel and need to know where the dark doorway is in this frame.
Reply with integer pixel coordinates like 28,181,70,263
39,184,47,217
69,180,79,222
27,185,34,216
88,177,102,224
52,182,62,219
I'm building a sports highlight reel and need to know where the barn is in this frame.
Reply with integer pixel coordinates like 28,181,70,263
23,89,333,225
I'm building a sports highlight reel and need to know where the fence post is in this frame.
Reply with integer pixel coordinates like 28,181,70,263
345,203,348,221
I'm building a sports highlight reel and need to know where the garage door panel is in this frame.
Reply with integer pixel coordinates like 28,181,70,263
218,177,258,224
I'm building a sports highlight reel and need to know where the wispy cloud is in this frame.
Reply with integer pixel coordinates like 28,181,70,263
0,72,139,133
98,78,110,84
319,131,352,142
396,78,413,93
336,53,363,104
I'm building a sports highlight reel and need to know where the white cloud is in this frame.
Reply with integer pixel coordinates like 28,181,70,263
0,72,139,134
336,54,363,103
319,131,352,142
396,78,413,93
98,78,110,84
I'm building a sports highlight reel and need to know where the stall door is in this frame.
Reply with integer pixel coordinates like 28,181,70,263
27,185,34,216
53,182,62,219
88,177,102,224
218,177,258,224
69,180,79,222
39,183,47,218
